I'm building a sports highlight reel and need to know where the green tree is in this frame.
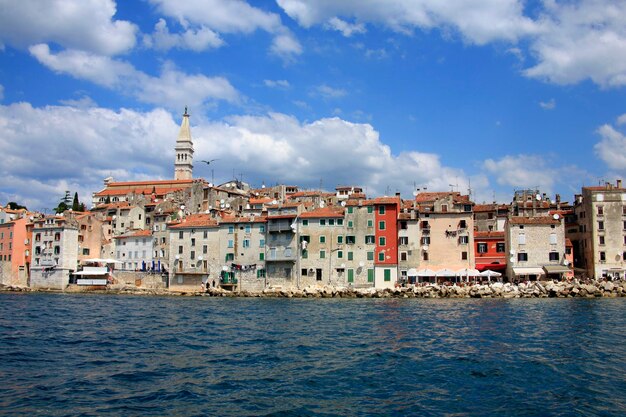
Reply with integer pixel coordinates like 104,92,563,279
6,201,27,210
72,192,80,211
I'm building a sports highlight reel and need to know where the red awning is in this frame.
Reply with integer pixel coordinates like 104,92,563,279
476,263,507,272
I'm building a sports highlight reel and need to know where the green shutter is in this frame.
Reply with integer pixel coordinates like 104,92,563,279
348,252,353,260
367,269,374,282
348,207,353,214
367,206,373,213
302,249,308,259
384,269,391,281
378,252,384,261
259,252,264,260
367,251,374,261
348,269,354,283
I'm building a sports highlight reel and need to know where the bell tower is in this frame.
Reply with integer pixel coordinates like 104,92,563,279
174,107,194,180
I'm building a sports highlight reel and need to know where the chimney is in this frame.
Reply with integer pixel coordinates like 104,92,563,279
617,179,622,189
395,192,401,198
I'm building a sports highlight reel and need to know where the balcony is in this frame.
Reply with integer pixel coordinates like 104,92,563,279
266,248,296,262
268,221,294,233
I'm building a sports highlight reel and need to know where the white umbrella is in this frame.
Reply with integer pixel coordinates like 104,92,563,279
435,268,456,277
479,269,502,282
416,268,436,283
456,268,481,283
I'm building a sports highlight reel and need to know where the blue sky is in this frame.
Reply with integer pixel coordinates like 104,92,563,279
1,0,626,211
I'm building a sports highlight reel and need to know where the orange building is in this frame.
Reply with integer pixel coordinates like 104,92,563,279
0,217,30,286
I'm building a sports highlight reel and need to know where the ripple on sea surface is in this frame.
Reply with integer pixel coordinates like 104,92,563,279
0,294,625,416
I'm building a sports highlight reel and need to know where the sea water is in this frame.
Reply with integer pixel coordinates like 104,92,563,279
1,293,625,416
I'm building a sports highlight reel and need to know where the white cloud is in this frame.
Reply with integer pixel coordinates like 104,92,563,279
277,0,537,44
616,113,626,126
313,84,347,99
58,95,98,109
264,79,291,88
595,122,626,171
524,2,626,87
365,48,388,60
483,154,559,193
539,98,556,110
149,0,302,60
143,19,224,51
325,17,366,37
277,0,626,88
0,0,137,55
269,29,303,61
0,103,179,209
29,45,239,109
0,103,488,209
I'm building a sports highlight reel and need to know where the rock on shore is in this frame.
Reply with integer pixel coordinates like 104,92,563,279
2,280,626,299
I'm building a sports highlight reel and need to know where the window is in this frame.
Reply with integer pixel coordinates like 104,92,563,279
347,269,354,283
421,237,430,245
400,252,407,261
600,251,606,261
367,269,374,282
225,253,234,261
599,236,605,245
337,235,344,244
259,252,265,261
367,251,374,261
518,234,526,245
379,206,385,215
301,250,308,259
228,240,234,248
257,269,266,278
260,239,265,247
228,225,234,234
400,221,407,230
550,234,557,245
320,235,326,243
597,206,604,215
244,225,251,234
367,219,373,227
348,251,353,261
379,221,386,230
365,235,375,244
191,238,195,246
623,220,626,230
337,250,343,259
190,251,195,260
320,219,326,226
598,221,604,231
320,250,326,259
459,236,469,245
441,204,448,212
399,236,408,245
348,207,353,214
203,231,208,239
459,220,467,229
384,269,391,281
518,253,528,262
243,239,250,248
260,225,265,233
519,225,524,229
348,220,353,228
179,231,183,239
203,245,207,254
421,221,429,229
461,251,468,260
178,246,183,254
378,252,385,261
477,243,487,253
302,219,308,226
82,248,90,255
379,237,386,246
337,219,343,226
549,252,559,261
367,206,373,214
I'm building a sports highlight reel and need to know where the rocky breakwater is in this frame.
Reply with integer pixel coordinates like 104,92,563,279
200,280,626,299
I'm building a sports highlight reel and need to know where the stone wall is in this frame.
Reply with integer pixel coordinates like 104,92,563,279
113,271,167,289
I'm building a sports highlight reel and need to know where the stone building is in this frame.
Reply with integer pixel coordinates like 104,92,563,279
75,213,105,263
168,214,220,291
297,206,349,287
218,216,267,292
505,216,568,281
414,192,475,278
113,229,154,271
473,203,509,232
398,203,422,283
30,216,79,290
265,203,303,287
571,180,626,279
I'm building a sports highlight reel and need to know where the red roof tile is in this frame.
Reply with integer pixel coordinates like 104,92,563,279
168,214,219,229
300,207,344,218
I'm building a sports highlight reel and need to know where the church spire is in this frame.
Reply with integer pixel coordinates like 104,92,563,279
174,107,194,180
